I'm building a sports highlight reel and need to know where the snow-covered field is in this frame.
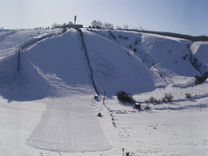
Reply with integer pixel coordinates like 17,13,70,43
1,95,208,156
0,27,208,156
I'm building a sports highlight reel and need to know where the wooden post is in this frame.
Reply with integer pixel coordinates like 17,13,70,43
17,49,21,73
103,91,105,106
122,148,125,156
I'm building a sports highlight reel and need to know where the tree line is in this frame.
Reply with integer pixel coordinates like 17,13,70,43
89,20,208,42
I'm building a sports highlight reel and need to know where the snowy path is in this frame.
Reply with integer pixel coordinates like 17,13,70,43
27,96,112,152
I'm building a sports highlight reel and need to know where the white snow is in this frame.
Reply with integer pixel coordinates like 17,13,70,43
101,104,208,156
0,28,208,156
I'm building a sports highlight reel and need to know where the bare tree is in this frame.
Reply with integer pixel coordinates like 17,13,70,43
116,25,122,30
91,20,103,29
103,22,114,29
123,24,129,30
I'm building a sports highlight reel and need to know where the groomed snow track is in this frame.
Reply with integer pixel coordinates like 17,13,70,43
27,97,112,152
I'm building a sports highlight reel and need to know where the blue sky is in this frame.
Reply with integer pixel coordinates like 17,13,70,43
0,0,208,35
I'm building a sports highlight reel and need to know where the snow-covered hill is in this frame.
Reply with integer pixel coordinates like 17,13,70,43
0,29,44,52
91,29,200,85
0,27,208,156
191,41,208,74
83,30,155,96
0,28,156,100
1,28,207,98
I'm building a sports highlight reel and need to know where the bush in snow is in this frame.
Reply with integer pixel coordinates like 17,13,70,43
185,93,192,99
195,75,207,84
195,72,208,84
116,91,136,104
97,113,103,117
148,97,158,104
134,103,141,111
145,97,161,104
133,48,137,53
144,105,151,111
195,75,204,84
162,93,173,103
